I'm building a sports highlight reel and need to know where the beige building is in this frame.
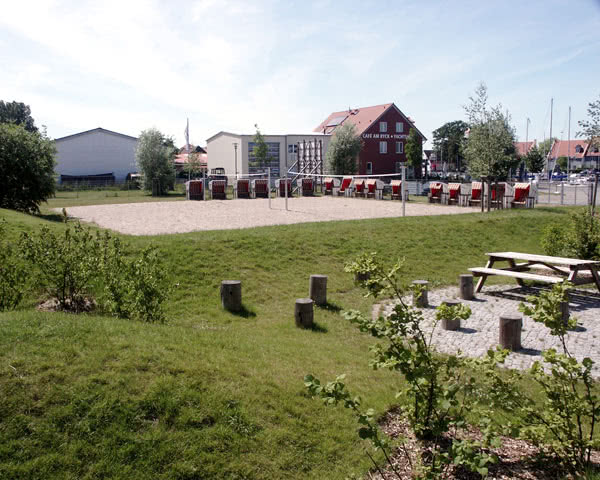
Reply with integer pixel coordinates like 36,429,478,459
206,131,331,178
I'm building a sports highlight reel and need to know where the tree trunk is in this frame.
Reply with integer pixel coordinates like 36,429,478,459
459,274,474,300
441,300,461,330
412,280,429,308
295,298,314,328
309,275,327,306
220,280,242,312
499,315,522,351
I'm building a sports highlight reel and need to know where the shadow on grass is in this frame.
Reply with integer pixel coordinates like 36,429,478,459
230,305,257,319
316,301,343,313
306,321,328,333
35,212,66,223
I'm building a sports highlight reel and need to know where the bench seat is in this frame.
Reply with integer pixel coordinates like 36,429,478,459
469,267,563,284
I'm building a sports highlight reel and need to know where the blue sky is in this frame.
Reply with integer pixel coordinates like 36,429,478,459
1,0,599,148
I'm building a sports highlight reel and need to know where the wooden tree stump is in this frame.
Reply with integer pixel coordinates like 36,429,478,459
295,298,314,328
499,315,522,351
459,274,474,300
561,301,570,329
412,280,429,308
309,275,327,306
441,300,461,331
220,280,242,312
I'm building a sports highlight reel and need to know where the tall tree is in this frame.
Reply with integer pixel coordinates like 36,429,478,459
525,145,545,173
578,93,600,146
325,123,362,175
252,124,269,170
0,124,56,213
432,120,469,171
0,100,38,133
463,83,518,180
405,128,423,178
135,128,175,196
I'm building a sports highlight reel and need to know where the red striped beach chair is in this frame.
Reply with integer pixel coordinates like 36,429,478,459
277,178,292,197
511,182,534,208
469,181,482,206
428,182,443,203
301,178,314,196
324,177,340,195
337,177,352,196
390,180,408,200
353,179,366,197
252,179,269,198
186,180,204,201
209,180,227,200
366,179,384,199
235,179,250,199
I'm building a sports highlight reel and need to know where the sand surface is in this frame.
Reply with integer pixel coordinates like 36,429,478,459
64,197,480,236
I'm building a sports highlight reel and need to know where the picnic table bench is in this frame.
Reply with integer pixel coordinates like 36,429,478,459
469,252,600,293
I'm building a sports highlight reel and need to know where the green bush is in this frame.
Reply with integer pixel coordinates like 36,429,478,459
0,219,30,310
20,221,101,310
541,209,600,260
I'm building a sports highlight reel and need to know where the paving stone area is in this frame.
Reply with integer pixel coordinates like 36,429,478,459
381,284,600,377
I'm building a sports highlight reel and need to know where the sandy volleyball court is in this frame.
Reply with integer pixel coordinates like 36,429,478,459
64,197,480,235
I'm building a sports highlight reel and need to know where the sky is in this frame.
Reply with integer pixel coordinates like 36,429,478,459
1,0,600,149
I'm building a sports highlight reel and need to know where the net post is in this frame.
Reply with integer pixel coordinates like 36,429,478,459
285,166,289,211
402,165,406,217
268,168,271,209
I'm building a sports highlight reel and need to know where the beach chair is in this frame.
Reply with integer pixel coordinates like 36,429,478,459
366,179,384,199
337,177,352,196
324,177,340,195
235,179,250,199
209,180,227,200
511,182,535,208
252,179,269,198
390,180,408,200
447,183,461,205
490,182,506,209
469,181,483,206
185,180,204,201
277,178,292,197
353,179,366,198
301,178,314,196
428,182,443,203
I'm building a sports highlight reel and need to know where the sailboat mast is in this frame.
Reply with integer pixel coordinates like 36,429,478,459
568,106,571,175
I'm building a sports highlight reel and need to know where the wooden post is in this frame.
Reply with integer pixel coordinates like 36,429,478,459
459,274,474,300
309,275,327,306
412,280,429,308
499,315,522,351
295,298,314,328
220,280,242,312
561,301,570,329
441,300,461,331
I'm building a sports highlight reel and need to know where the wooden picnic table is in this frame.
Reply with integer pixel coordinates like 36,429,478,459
469,251,600,293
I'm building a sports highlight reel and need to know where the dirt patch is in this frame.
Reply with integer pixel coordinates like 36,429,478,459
37,297,96,313
62,197,480,236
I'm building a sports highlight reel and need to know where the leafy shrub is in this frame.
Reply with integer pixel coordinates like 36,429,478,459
518,283,599,472
20,221,101,310
100,233,169,323
0,219,30,310
307,253,504,478
0,123,56,213
541,209,600,260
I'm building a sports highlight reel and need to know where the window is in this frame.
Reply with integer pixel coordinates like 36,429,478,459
379,141,387,154
248,141,280,176
396,141,403,154
366,162,373,174
379,121,387,133
396,122,403,133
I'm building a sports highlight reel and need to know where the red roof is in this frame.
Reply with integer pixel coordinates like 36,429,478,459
514,141,535,157
174,153,207,165
549,139,587,159
314,103,426,140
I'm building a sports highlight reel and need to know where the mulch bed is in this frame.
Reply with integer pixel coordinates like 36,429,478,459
366,409,599,479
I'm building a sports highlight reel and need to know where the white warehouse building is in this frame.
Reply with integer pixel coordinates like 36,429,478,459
55,127,138,184
206,131,331,178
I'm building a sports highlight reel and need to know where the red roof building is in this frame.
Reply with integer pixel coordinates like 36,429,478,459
514,140,536,157
314,103,426,176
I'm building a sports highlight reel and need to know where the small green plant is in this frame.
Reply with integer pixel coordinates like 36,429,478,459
541,209,600,260
307,253,503,478
517,282,599,472
435,302,472,323
0,219,30,310
20,221,101,311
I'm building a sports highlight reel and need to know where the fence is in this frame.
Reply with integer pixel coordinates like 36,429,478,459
535,181,599,207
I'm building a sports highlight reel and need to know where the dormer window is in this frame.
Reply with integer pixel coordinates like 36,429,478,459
576,145,583,153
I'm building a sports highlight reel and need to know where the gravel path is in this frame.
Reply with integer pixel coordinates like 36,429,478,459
381,285,600,377
63,197,479,236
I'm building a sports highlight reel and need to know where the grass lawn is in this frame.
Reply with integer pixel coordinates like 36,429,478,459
0,201,584,479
